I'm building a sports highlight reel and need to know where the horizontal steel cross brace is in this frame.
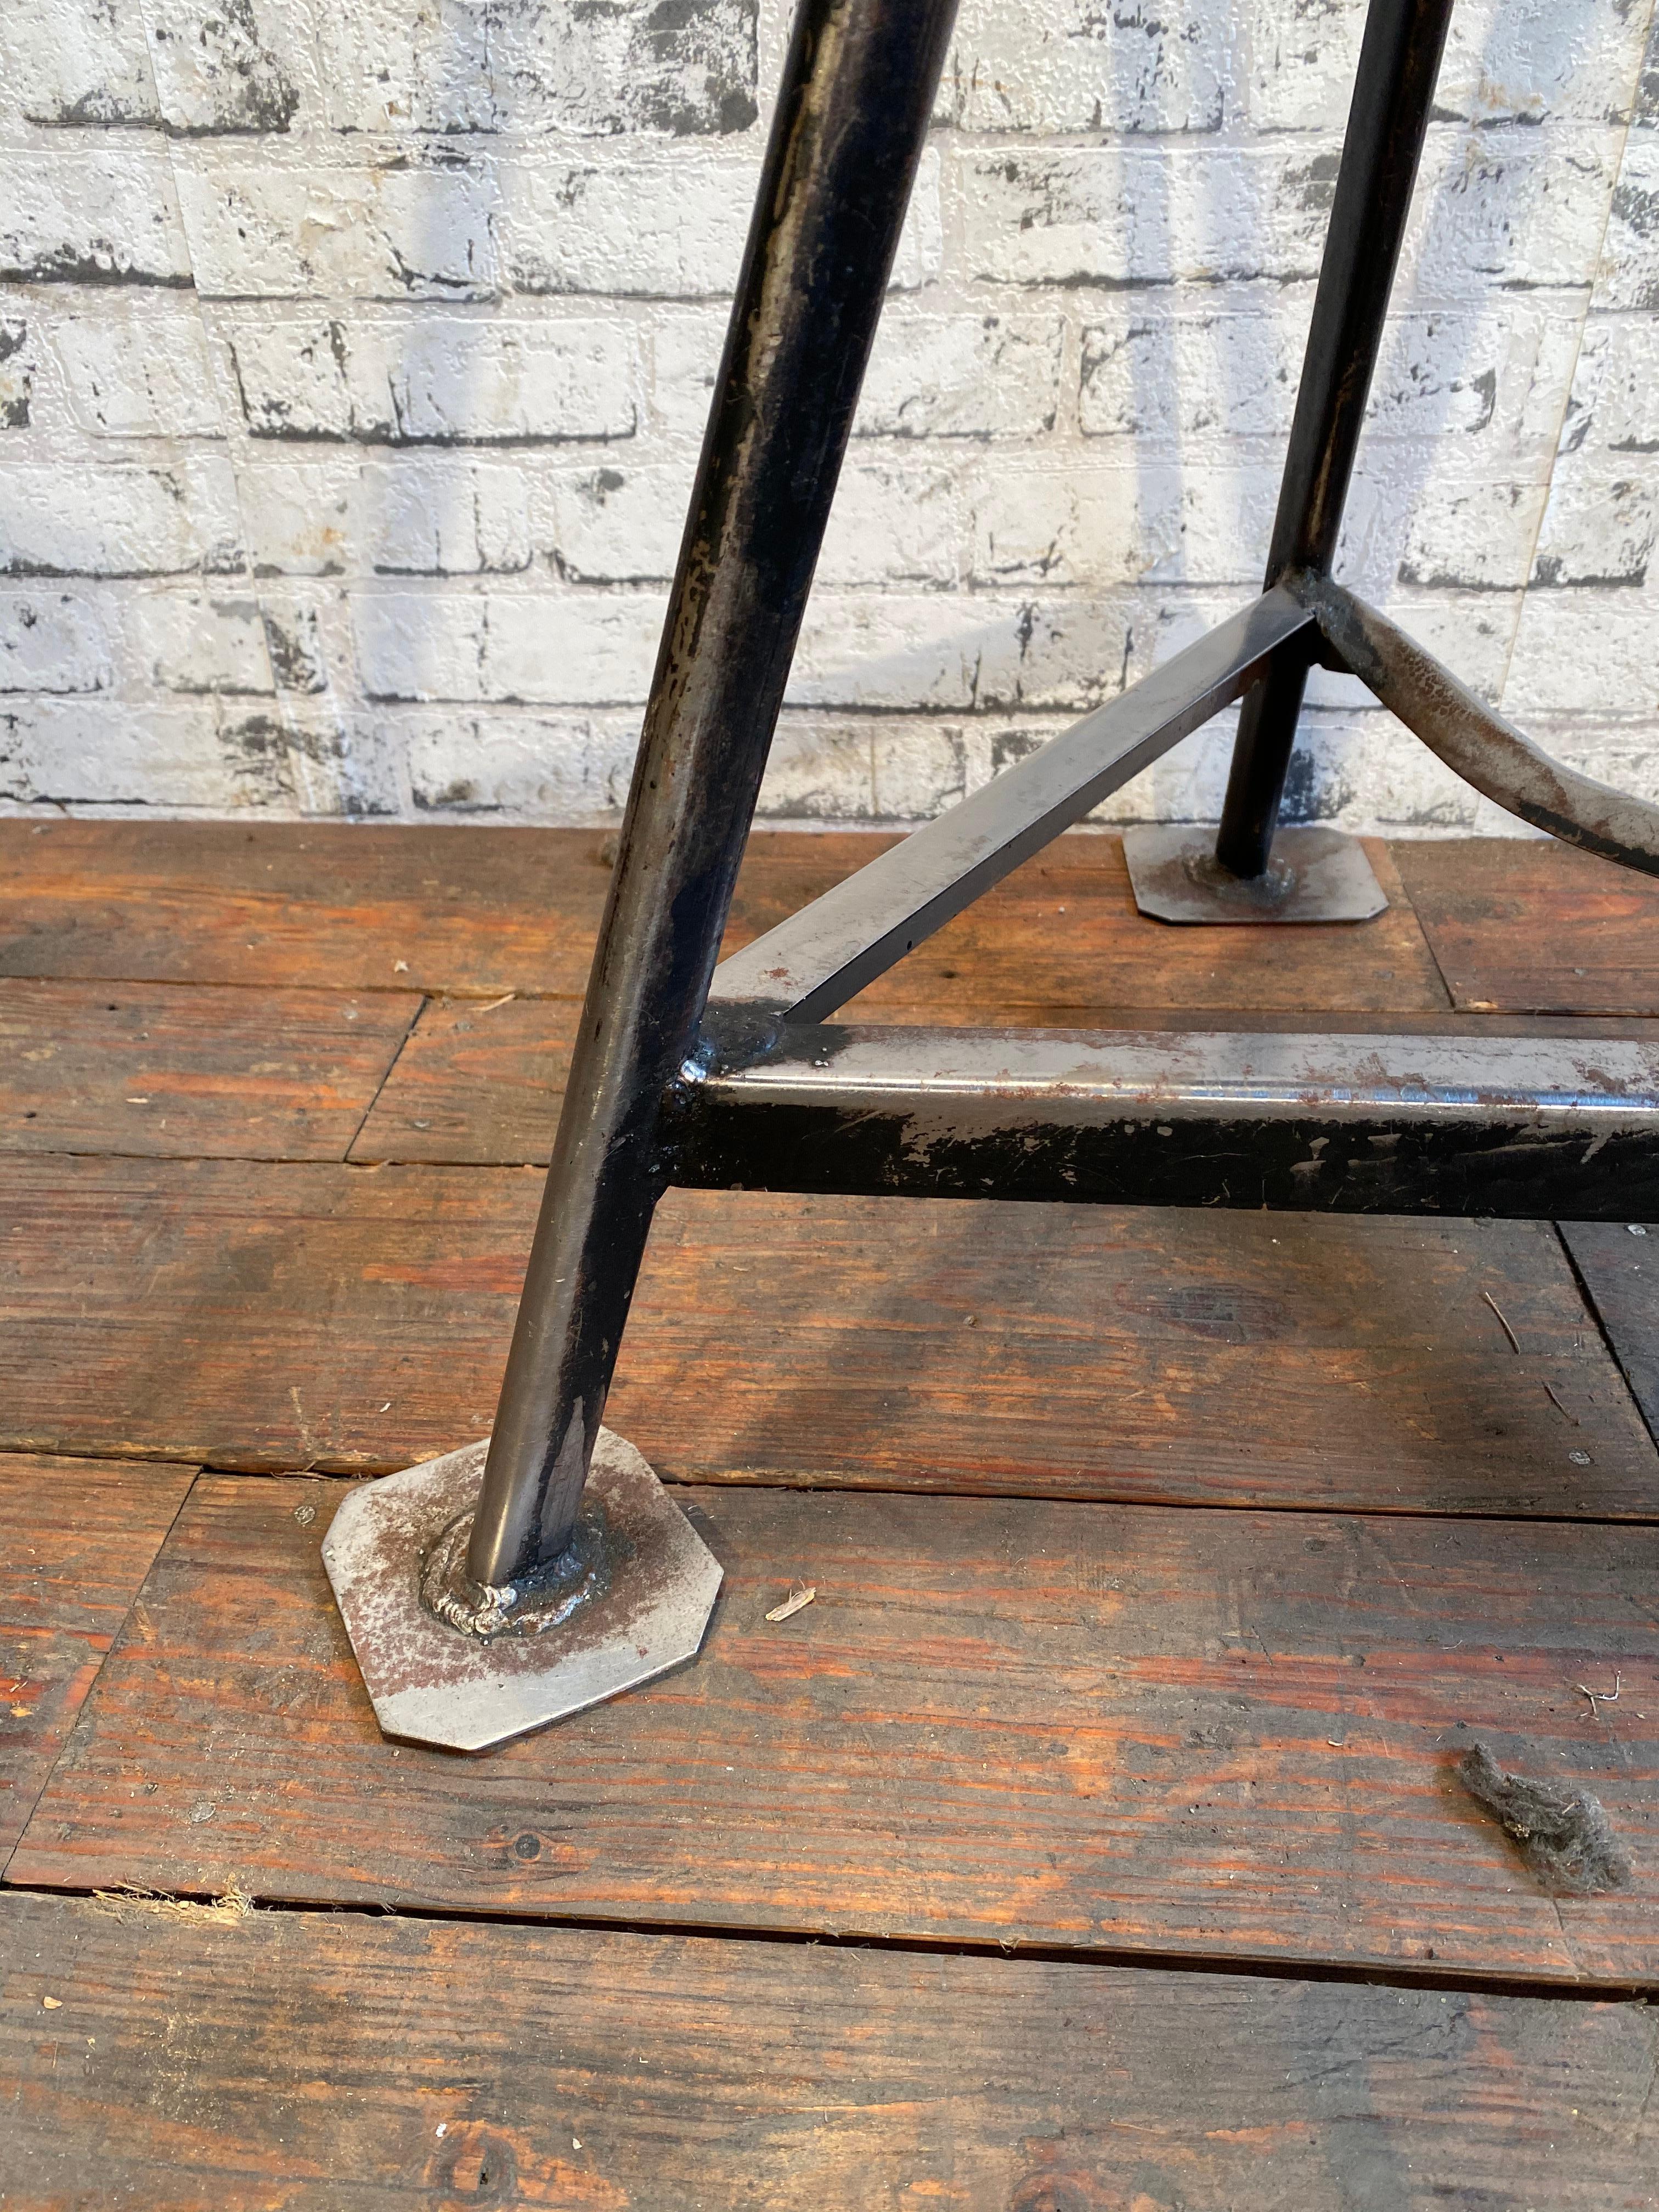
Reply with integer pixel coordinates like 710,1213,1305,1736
672,1028,1659,1219
710,587,1316,1023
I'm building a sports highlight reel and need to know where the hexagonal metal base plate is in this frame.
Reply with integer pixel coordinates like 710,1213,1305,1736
1122,825,1388,923
322,1429,722,1752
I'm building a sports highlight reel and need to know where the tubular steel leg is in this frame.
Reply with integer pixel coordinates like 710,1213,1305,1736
1214,0,1454,881
466,0,959,1596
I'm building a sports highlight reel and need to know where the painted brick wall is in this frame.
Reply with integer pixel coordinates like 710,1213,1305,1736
0,0,1654,833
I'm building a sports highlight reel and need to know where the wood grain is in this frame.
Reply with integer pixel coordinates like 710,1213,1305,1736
2,1891,1654,2212
0,1454,194,1862
0,979,418,1161
0,821,1450,1012
1395,837,1659,1014
1562,1220,1659,1444
14,1476,1659,1985
2,1161,1652,1516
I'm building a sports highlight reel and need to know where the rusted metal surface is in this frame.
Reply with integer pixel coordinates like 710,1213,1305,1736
1121,826,1387,924
676,1027,1659,1217
323,1430,723,1752
1300,574,1659,880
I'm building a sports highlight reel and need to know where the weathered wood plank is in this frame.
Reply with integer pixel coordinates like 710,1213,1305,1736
1562,1220,1659,1444
352,1000,1659,1167
13,1477,1658,1984
0,979,419,1161
0,1454,194,1862
0,821,1451,1012
2,1891,1653,2211
1,1161,1651,1515
1395,837,1659,1014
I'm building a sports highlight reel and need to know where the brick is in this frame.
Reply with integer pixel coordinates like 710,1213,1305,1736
127,592,274,693
0,592,111,694
12,0,160,127
0,154,192,287
961,143,1339,288
1245,0,1651,132
360,461,532,575
939,0,1228,133
1397,479,1551,592
353,591,666,703
177,162,498,301
236,461,356,576
50,307,224,438
229,317,638,443
1405,125,1619,300
144,0,307,133
1506,592,1657,715
1568,319,1659,454
281,703,401,816
1078,302,1557,451
315,0,757,137
503,148,941,297
403,709,637,816
871,716,967,821
0,323,34,433
856,313,1064,439
1531,469,1657,590
0,461,242,579
755,717,877,821
790,594,1132,714
259,603,329,693
1602,134,1659,312
543,458,961,586
0,699,295,809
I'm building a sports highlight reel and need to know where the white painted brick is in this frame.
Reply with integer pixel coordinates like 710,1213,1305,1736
1406,126,1618,298
0,699,295,808
1245,0,1651,132
360,461,532,574
143,0,308,133
1569,319,1659,454
870,718,966,822
960,143,1337,288
0,321,35,433
791,594,1132,713
856,313,1064,439
315,0,758,137
756,718,877,821
1601,134,1659,312
403,710,638,816
354,590,667,703
502,148,941,297
1397,479,1551,592
127,592,275,693
543,464,686,584
11,0,160,127
1531,467,1657,589
0,461,242,578
50,307,224,438
939,0,1229,133
969,462,1293,589
238,461,356,575
0,154,192,287
260,601,329,691
283,704,400,815
817,460,961,589
0,593,112,693
1506,592,1658,715
229,317,639,442
177,162,498,300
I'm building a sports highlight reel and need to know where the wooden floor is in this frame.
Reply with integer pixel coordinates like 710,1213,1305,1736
2,820,1657,2208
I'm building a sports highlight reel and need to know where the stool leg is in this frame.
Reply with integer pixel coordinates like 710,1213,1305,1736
1214,0,1455,882
465,0,961,1594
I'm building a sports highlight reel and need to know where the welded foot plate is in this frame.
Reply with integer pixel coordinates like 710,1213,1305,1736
1123,826,1388,923
322,1429,723,1752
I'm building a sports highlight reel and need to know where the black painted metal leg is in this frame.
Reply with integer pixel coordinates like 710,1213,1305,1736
1215,0,1454,881
463,0,961,1594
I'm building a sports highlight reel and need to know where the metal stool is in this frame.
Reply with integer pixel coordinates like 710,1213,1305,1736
326,0,1659,1750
